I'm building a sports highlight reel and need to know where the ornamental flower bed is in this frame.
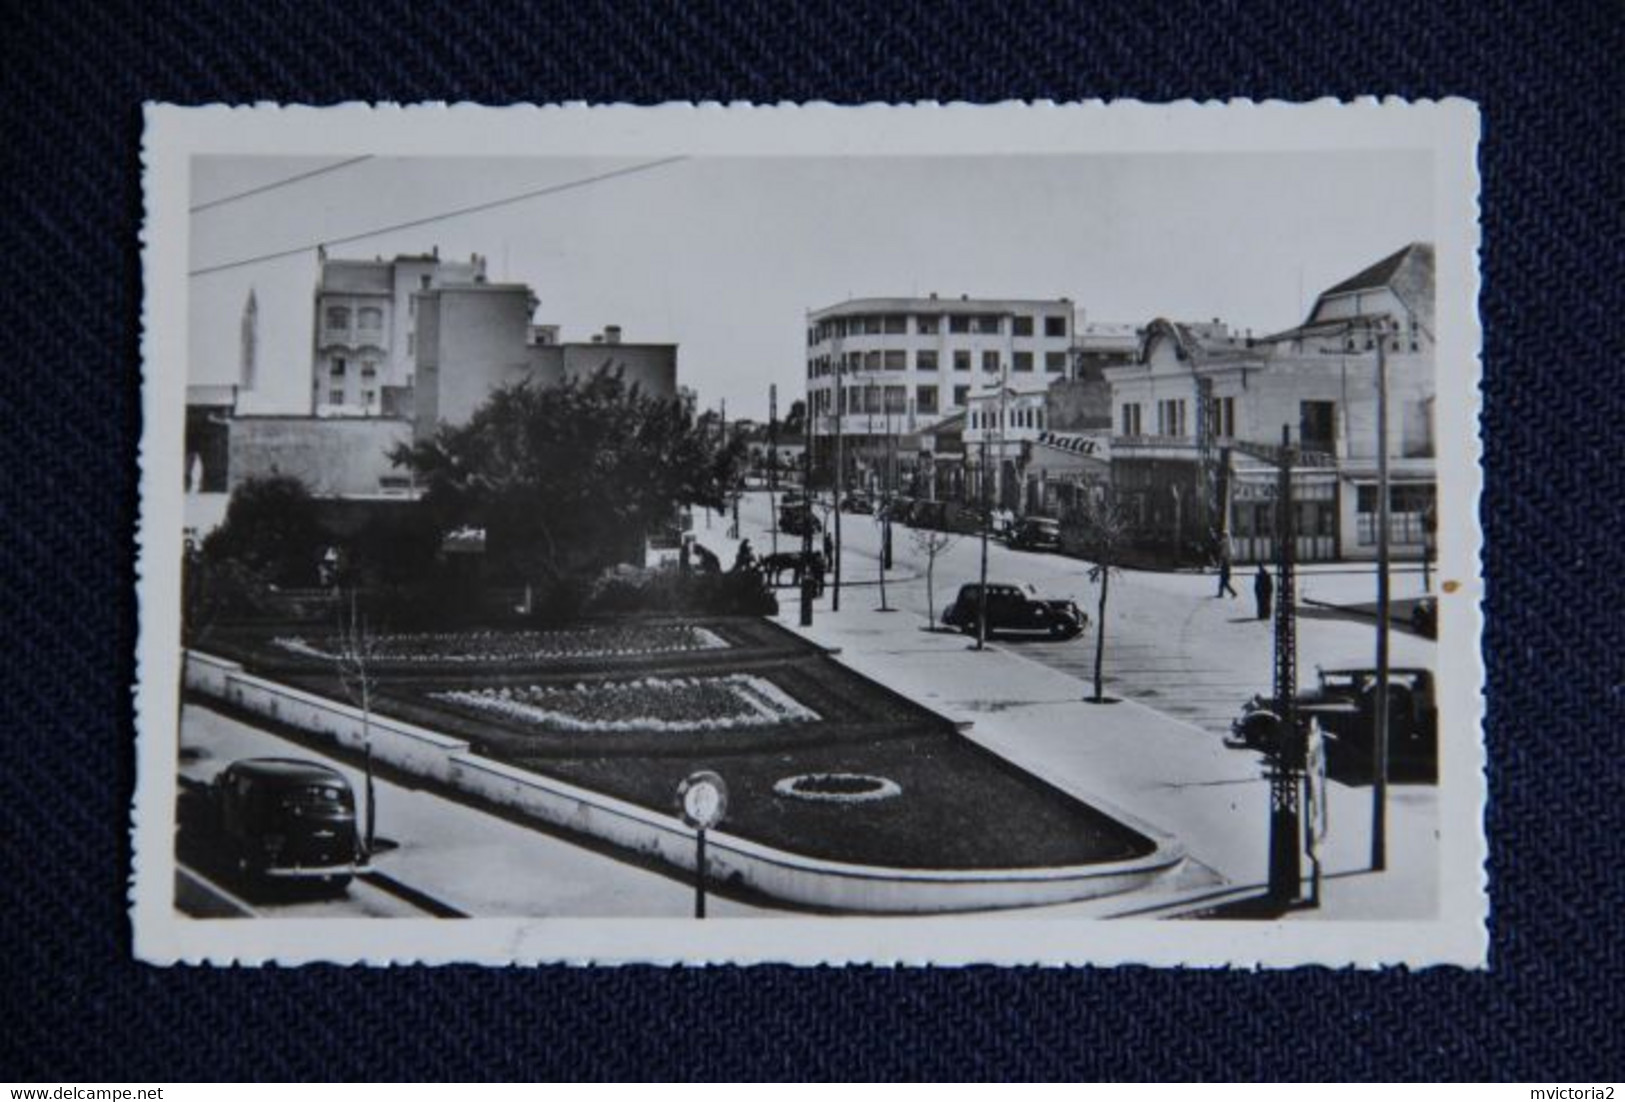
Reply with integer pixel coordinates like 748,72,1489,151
271,624,729,664
431,674,820,734
773,773,902,804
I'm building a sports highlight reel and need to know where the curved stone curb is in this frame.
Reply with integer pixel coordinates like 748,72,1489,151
185,650,1180,913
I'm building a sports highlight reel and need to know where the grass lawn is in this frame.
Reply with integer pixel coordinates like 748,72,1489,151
205,615,1154,871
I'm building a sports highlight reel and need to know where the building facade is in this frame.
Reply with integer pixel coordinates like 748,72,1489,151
805,295,1077,490
216,250,678,508
1104,243,1437,564
310,248,486,418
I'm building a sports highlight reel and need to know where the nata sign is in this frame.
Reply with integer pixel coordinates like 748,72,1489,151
676,770,729,830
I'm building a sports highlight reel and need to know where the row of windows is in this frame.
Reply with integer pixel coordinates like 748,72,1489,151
814,383,995,417
327,357,379,379
809,312,1069,344
968,406,1046,431
808,349,1069,377
324,305,385,331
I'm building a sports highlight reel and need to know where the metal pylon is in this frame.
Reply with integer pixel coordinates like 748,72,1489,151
1268,424,1303,905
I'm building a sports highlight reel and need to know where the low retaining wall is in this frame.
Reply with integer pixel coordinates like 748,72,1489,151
185,650,1178,913
185,652,469,783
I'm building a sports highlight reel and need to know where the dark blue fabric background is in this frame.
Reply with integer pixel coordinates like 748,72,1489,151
2,0,1621,1082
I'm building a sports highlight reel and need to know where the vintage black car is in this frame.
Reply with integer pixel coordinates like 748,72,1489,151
778,503,822,536
212,758,364,889
1008,516,1063,552
942,582,1087,639
1410,596,1438,639
1229,666,1438,783
839,492,875,515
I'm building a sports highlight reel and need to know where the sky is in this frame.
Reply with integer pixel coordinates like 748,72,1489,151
188,151,1432,419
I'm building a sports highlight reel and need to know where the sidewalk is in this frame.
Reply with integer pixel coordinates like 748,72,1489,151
771,597,1438,920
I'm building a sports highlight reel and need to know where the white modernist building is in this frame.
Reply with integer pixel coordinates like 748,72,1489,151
804,295,1078,491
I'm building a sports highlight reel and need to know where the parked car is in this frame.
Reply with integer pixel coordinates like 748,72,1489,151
840,492,875,515
1008,516,1063,552
1228,665,1437,783
878,495,915,523
941,582,1087,639
779,505,822,536
1410,596,1437,638
211,758,365,889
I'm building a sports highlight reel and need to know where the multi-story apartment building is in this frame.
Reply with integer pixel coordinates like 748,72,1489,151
1104,243,1436,564
804,294,1077,490
310,247,486,417
221,250,677,507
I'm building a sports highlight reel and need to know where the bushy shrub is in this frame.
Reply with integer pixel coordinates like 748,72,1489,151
587,566,777,617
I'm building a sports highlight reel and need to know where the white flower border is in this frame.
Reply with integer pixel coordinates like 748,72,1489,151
430,673,820,733
773,773,903,804
271,624,729,663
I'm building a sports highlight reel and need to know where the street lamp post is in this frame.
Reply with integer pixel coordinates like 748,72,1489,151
833,350,844,612
1372,326,1392,871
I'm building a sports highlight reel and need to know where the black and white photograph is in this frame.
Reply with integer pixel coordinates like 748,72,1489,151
135,101,1484,966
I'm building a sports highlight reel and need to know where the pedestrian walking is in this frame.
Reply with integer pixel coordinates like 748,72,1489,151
1254,564,1274,621
1216,556,1238,598
823,531,834,564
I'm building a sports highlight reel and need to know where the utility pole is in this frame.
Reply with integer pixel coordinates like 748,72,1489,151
976,387,992,650
833,352,844,611
800,380,814,627
1372,327,1392,871
1268,422,1304,907
768,384,778,557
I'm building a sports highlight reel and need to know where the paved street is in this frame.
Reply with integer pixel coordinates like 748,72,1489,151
722,490,1438,740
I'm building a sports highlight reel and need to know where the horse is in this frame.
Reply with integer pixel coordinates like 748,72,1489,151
759,550,826,590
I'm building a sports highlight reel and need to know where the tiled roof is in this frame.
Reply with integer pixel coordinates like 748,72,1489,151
1321,243,1421,298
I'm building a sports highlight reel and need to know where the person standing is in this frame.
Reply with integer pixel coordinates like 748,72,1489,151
1254,563,1274,621
1216,554,1238,598
823,530,834,565
732,540,755,574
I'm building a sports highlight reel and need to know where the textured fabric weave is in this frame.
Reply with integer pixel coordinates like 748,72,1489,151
1,0,1622,1082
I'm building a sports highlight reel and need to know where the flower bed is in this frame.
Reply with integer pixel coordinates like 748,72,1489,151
773,773,902,804
271,624,729,664
431,674,820,733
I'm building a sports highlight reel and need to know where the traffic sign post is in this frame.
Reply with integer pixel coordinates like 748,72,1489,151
675,771,729,919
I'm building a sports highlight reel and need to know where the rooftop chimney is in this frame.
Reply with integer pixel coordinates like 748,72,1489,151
604,325,622,345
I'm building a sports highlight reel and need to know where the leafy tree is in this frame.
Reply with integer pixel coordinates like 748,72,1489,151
1063,488,1132,703
202,474,324,587
781,399,807,440
393,371,745,586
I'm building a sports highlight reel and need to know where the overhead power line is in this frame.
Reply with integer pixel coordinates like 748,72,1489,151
189,156,375,213
188,155,688,278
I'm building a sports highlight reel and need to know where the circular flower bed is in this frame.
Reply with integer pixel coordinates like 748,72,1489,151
773,773,902,804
